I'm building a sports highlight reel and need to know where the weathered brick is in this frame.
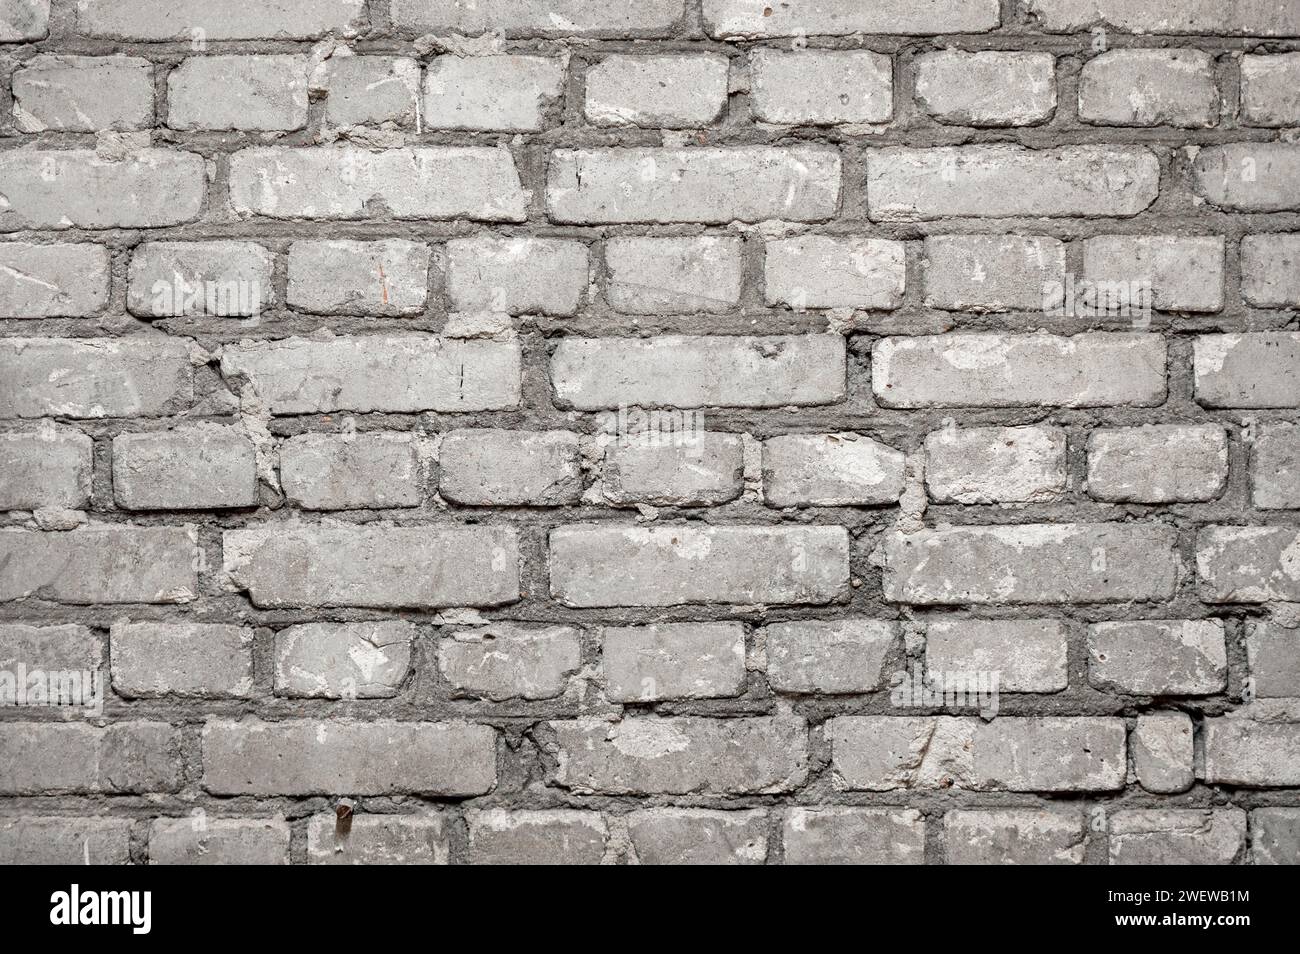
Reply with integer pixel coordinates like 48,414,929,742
149,818,289,865
1195,334,1300,407
547,148,841,224
1198,525,1300,602
550,524,849,607
884,523,1177,605
547,716,808,794
586,54,728,128
324,56,420,126
925,619,1068,693
113,424,257,510
1023,0,1300,35
0,622,100,672
605,236,742,315
1109,809,1246,865
77,0,367,40
1193,144,1300,212
423,55,563,132
438,624,582,701
925,424,1066,504
12,55,152,132
467,810,607,865
202,718,496,796
391,0,684,36
1241,234,1300,308
0,150,205,230
228,147,528,222
762,433,905,507
552,335,845,410
111,621,254,699
274,621,414,700
764,619,896,694
0,0,47,41
914,51,1055,126
0,526,197,604
1241,53,1300,126
219,336,520,413
764,236,904,310
1252,423,1300,508
704,0,999,37
602,622,745,701
1087,620,1226,695
0,817,131,865
922,235,1065,312
0,427,93,510
168,55,307,131
1246,622,1300,698
1082,235,1224,313
128,241,271,319
280,432,425,510
0,722,180,794
0,243,109,319
829,716,1126,792
1252,808,1300,864
865,146,1159,220
944,809,1085,865
627,809,768,865
750,50,892,125
1079,49,1216,126
1132,712,1194,794
439,429,581,506
783,808,925,865
1086,424,1228,503
287,240,429,316
602,433,744,507
223,524,519,609
307,813,449,865
1203,719,1300,786
446,236,588,316
873,333,1166,408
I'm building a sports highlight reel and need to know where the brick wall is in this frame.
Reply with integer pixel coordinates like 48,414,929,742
1,0,1299,864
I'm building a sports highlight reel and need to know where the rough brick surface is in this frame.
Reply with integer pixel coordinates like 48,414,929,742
3,1,1297,867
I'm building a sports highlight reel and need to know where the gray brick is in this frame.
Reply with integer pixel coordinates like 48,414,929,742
128,241,271,318
223,524,519,609
113,424,257,510
1079,49,1216,127
750,50,892,125
944,809,1085,865
552,335,845,410
281,432,425,510
605,236,743,314
602,622,745,701
1087,620,1226,696
1198,525,1300,602
391,0,684,36
1204,719,1300,786
925,424,1066,504
547,147,841,224
0,817,130,865
602,433,744,507
0,427,93,510
307,813,449,865
439,428,581,506
1193,144,1300,212
1241,233,1300,308
765,236,904,310
585,54,728,128
0,722,180,794
1252,423,1300,508
873,333,1166,408
12,55,152,132
467,810,607,865
1024,0,1300,35
0,0,47,41
0,622,100,672
1086,424,1228,503
438,624,582,701
0,243,110,318
1246,622,1300,698
884,523,1178,605
1109,809,1246,865
201,718,496,796
274,621,414,699
446,236,588,316
77,0,366,40
765,619,896,694
112,621,254,699
168,54,308,131
1252,808,1300,864
423,55,563,132
922,235,1065,312
704,0,999,37
324,56,420,126
1082,235,1224,312
0,150,205,230
925,619,1068,693
628,809,768,865
228,146,528,222
866,146,1158,220
1131,712,1194,794
1241,53,1300,126
763,433,905,507
783,808,925,865
1195,334,1300,407
0,526,197,604
550,524,849,607
547,716,808,795
219,336,520,413
149,818,289,865
914,51,1055,126
287,240,429,316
